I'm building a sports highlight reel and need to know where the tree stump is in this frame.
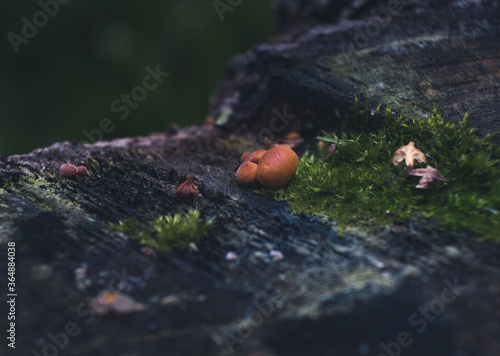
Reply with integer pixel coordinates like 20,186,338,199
2,1,500,355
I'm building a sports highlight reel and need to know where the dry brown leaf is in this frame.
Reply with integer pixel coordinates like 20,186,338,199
404,166,448,189
393,141,426,167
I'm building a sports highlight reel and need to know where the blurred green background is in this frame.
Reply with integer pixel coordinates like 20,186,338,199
0,0,275,155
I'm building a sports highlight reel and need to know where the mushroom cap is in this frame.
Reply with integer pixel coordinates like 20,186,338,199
250,150,267,163
285,132,300,141
236,161,258,186
240,152,252,162
76,166,88,176
60,163,77,178
256,146,298,188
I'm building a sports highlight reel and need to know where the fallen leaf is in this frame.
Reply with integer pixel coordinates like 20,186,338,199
393,142,426,167
404,166,448,189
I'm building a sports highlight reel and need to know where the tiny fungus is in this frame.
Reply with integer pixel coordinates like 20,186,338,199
393,141,426,167
205,116,215,126
285,132,300,141
250,150,267,163
175,174,199,200
60,163,77,179
256,146,299,188
76,166,88,176
240,152,252,162
236,161,258,186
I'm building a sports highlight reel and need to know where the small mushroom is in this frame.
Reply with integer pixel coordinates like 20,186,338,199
240,152,252,162
76,166,88,176
256,146,299,188
205,116,215,126
264,137,302,150
250,150,267,163
236,161,258,186
175,174,199,201
60,163,77,179
285,132,300,141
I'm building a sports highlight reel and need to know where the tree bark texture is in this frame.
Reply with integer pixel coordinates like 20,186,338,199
2,1,500,355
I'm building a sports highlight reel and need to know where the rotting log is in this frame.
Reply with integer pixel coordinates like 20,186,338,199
2,1,500,355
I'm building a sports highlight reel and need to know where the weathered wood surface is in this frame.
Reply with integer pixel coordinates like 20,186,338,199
2,1,500,356
210,0,500,139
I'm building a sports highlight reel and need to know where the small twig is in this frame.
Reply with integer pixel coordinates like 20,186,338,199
322,138,340,162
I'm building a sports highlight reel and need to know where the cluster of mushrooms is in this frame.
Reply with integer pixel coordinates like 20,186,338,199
60,163,88,179
236,146,299,188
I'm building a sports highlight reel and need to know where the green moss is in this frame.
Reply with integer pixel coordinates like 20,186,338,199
111,210,213,253
262,102,500,239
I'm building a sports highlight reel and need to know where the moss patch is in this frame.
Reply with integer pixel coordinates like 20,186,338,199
262,102,500,239
111,209,213,253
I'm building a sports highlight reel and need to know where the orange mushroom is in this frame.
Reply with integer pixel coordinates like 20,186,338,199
256,146,298,188
240,152,252,162
250,150,267,163
60,163,77,179
285,132,300,141
236,161,258,186
76,166,88,176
